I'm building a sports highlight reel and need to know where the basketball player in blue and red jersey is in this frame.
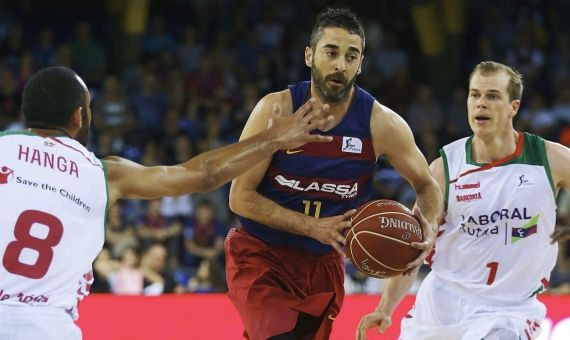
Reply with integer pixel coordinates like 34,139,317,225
0,66,333,340
227,8,443,340
357,62,570,339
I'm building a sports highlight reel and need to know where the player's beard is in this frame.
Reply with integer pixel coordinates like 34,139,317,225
311,61,357,103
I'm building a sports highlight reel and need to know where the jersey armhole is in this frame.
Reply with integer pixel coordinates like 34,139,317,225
536,138,556,196
440,148,450,211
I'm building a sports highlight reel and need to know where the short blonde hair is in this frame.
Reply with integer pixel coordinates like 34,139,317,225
468,61,523,101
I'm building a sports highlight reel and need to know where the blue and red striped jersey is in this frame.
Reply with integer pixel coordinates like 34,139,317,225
238,81,378,253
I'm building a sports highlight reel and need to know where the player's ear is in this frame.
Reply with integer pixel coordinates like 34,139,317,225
357,55,364,75
70,107,83,129
305,46,313,68
510,99,520,118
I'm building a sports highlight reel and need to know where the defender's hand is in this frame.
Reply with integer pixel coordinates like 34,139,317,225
356,310,392,340
267,98,334,150
551,226,570,244
403,207,435,275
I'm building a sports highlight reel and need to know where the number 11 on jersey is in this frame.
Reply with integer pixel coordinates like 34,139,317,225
303,200,322,218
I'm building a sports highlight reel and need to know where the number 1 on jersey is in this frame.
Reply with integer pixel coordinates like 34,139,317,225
486,261,499,285
303,200,322,218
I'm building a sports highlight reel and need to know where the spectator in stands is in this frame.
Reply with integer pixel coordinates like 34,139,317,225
182,200,226,269
140,243,184,294
518,93,557,140
71,21,106,85
91,248,115,293
108,246,144,295
444,86,472,143
106,202,138,259
187,259,226,293
92,74,128,130
137,199,183,266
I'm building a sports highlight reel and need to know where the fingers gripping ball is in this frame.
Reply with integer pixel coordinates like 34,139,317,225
344,199,423,278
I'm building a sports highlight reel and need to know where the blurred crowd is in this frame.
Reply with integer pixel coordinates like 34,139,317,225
0,0,569,295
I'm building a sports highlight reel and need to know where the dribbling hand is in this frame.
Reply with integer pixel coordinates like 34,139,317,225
267,98,334,150
308,209,356,257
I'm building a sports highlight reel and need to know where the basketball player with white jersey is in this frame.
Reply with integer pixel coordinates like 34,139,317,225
0,66,335,340
357,61,570,340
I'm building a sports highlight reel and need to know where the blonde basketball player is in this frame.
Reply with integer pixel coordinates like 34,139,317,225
357,61,570,340
0,66,334,340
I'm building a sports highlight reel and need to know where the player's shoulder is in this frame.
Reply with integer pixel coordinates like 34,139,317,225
543,138,568,155
524,132,568,167
370,100,409,132
255,90,293,115
442,136,470,150
544,139,570,185
102,156,138,180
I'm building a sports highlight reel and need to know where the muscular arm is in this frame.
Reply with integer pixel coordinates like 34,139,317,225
229,92,314,236
104,97,331,207
372,102,443,227
105,132,280,206
546,141,570,242
376,158,444,315
546,140,570,194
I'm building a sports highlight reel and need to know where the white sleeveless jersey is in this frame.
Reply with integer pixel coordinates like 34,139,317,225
0,130,107,319
430,132,558,303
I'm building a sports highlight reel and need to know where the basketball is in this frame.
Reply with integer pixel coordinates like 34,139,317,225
344,199,423,279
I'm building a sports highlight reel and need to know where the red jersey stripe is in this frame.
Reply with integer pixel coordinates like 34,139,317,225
450,132,524,184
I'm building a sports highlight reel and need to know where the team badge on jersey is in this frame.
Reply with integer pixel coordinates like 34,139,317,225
512,214,539,243
341,136,362,154
0,166,14,184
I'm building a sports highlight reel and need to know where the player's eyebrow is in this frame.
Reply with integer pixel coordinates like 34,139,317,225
347,46,361,54
322,44,361,55
469,88,501,94
322,44,340,50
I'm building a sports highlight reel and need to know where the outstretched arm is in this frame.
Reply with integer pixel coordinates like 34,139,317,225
105,98,333,207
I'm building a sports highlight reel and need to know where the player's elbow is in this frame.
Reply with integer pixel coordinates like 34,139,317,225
192,159,222,193
228,184,249,216
228,187,241,214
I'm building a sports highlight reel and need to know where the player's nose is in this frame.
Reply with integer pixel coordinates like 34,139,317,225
334,59,347,73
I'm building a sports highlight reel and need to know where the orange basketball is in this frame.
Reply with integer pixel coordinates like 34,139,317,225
344,199,423,278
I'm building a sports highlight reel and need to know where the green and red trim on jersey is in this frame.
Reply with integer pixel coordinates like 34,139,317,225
450,132,524,184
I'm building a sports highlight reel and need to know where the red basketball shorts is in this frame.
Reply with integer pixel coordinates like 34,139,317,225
225,227,345,340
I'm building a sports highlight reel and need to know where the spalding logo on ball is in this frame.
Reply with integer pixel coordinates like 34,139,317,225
344,199,423,278
0,166,14,184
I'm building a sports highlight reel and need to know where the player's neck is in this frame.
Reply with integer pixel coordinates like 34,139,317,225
28,127,73,139
471,129,519,163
